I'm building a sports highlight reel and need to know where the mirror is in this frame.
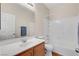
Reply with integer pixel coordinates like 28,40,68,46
0,3,35,42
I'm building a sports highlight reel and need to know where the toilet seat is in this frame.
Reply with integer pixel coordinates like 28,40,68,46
45,44,53,56
45,44,53,51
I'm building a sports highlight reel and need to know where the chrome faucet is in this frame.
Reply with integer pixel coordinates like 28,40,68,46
21,38,27,43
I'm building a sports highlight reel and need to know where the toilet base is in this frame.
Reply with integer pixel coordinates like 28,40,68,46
45,44,53,56
45,51,52,56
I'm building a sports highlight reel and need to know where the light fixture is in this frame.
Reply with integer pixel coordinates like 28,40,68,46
27,3,34,7
19,3,35,12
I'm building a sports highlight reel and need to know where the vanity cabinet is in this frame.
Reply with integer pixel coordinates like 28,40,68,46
34,43,45,56
16,42,45,56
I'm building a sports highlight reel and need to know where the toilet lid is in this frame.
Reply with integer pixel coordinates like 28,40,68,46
45,44,53,51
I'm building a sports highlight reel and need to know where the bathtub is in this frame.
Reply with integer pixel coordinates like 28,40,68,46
53,46,79,56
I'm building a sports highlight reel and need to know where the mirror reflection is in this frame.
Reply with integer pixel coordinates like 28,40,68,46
0,3,35,41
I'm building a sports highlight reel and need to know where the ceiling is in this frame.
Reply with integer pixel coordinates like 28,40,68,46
44,3,79,11
44,3,65,10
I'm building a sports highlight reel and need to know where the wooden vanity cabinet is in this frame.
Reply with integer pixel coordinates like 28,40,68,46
16,42,45,56
34,43,45,56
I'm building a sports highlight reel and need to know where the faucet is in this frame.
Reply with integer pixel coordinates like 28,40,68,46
21,37,27,43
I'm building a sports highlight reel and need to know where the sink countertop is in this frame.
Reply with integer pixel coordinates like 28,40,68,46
0,38,45,56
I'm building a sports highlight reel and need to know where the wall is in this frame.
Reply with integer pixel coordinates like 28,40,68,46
49,4,78,20
0,3,1,29
77,4,79,15
49,4,79,50
35,3,49,36
1,3,35,38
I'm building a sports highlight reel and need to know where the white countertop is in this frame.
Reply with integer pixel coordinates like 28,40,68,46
0,37,45,56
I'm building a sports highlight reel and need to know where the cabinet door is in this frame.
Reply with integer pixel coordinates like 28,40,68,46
34,42,45,56
16,48,33,56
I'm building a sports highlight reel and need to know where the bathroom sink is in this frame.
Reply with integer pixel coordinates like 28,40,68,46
0,41,29,55
0,37,45,56
20,41,34,47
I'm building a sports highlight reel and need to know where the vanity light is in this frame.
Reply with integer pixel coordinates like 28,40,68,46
27,3,34,7
19,3,35,12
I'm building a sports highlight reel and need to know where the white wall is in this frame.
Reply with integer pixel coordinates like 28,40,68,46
49,4,78,20
49,4,79,50
35,3,49,36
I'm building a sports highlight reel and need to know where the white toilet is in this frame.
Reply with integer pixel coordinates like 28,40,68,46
35,35,53,56
45,43,53,56
44,36,54,56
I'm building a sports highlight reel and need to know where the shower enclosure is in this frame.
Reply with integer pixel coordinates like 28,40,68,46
47,16,79,56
